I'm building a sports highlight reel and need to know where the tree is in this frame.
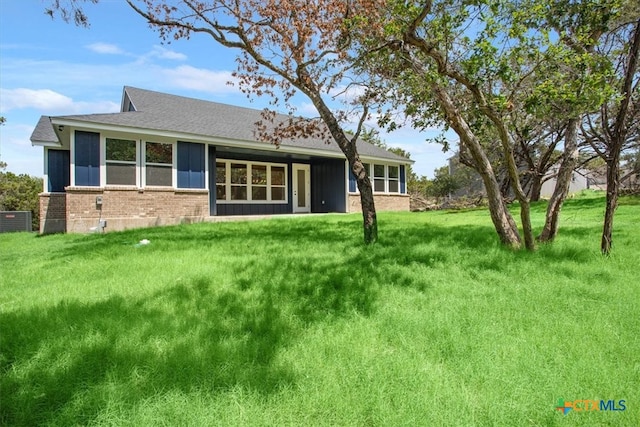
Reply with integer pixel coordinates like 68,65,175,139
581,16,640,254
47,0,383,244
427,165,460,203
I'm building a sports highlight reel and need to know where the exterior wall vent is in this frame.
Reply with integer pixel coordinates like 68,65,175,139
0,211,33,233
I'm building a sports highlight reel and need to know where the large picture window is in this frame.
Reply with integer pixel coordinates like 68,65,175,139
145,142,172,186
216,160,287,203
106,138,136,185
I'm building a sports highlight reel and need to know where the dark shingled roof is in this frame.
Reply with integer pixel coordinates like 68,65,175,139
30,116,58,144
31,86,410,162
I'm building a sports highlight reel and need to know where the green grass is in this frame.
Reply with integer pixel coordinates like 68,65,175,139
1,192,638,426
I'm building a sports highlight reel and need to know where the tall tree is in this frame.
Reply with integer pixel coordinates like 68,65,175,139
47,0,383,244
582,16,640,254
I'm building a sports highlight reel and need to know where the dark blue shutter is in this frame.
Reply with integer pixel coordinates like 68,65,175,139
48,150,70,192
74,131,100,186
400,165,406,194
348,166,356,193
177,142,205,188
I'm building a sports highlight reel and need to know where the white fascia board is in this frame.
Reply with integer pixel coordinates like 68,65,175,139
31,140,62,147
359,155,415,165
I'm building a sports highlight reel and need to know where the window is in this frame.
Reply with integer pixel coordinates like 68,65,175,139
216,160,287,203
271,166,286,201
373,164,386,192
216,162,226,200
145,142,172,186
388,165,399,193
106,138,136,185
350,162,406,194
252,164,267,200
230,163,248,200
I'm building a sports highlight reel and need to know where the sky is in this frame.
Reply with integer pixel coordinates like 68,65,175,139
0,1,454,178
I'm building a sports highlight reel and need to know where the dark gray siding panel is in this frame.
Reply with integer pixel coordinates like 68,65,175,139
311,158,346,213
216,203,289,216
208,145,217,215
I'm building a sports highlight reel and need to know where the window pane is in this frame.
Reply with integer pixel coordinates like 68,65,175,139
363,163,371,177
252,165,267,185
252,187,267,200
388,165,399,179
146,165,172,186
146,142,172,164
271,187,285,201
107,139,136,162
216,185,226,200
272,166,285,185
231,163,247,184
231,186,247,200
107,164,135,185
388,180,399,193
374,164,385,178
216,162,226,184
374,179,385,192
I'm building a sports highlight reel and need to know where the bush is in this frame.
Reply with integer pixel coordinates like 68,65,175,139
0,171,42,231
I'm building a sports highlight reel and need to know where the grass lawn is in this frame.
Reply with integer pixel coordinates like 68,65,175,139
1,192,638,426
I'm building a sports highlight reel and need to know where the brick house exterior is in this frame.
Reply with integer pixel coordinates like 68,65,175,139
31,87,412,233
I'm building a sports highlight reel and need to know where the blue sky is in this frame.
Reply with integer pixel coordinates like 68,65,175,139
0,1,453,178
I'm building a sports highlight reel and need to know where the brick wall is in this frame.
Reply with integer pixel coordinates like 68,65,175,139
347,194,410,213
40,193,67,234
64,186,209,233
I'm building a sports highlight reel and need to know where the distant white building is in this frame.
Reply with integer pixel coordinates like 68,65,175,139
539,167,589,198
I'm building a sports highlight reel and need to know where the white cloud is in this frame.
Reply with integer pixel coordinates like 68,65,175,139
163,65,239,93
0,88,119,114
151,45,187,61
0,88,72,112
86,42,127,55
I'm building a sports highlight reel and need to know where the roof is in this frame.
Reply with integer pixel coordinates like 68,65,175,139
31,86,411,163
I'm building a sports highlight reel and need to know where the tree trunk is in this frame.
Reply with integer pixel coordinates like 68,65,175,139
432,83,522,248
601,151,620,254
529,173,543,202
307,92,378,244
601,19,640,254
538,118,579,242
352,160,378,244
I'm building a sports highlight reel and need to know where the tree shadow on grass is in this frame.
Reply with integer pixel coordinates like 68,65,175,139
0,275,299,426
1,239,383,426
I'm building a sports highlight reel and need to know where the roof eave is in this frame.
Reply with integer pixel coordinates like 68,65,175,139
50,117,411,164
31,140,62,147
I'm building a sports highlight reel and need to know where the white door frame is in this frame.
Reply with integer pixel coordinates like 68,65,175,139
292,163,311,213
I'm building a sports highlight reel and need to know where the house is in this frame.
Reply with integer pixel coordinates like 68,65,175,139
31,86,412,234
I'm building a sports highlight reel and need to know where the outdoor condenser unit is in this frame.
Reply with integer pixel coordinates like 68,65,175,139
0,211,33,233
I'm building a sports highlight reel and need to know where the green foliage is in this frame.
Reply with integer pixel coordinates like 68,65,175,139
0,171,42,231
1,194,638,425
